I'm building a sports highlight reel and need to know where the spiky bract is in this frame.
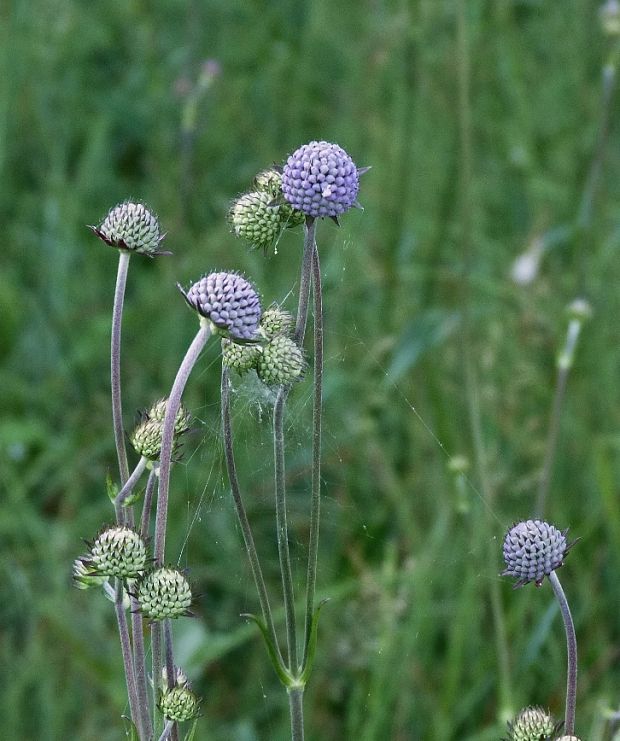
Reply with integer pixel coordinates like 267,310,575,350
257,335,304,386
72,558,106,589
282,141,360,218
221,338,261,373
130,418,165,461
180,272,261,341
502,520,570,587
147,399,192,435
90,202,166,256
138,567,192,621
260,306,295,340
87,526,147,579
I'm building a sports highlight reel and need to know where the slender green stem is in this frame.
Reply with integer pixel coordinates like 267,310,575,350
295,218,316,344
154,322,210,566
456,0,513,717
140,468,159,541
111,250,131,485
221,367,282,664
115,456,148,519
274,386,298,670
163,620,179,741
287,685,305,741
115,580,140,731
302,243,323,669
549,570,578,734
131,601,152,741
152,620,163,735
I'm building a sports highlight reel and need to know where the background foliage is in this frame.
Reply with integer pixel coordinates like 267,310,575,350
1,1,620,739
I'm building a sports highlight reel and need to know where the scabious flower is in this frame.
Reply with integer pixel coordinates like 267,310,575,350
504,706,560,740
90,201,168,256
138,567,193,621
158,684,200,722
229,191,283,252
260,305,295,340
221,337,261,374
257,335,304,386
281,141,363,218
179,271,262,341
82,526,147,579
502,520,571,588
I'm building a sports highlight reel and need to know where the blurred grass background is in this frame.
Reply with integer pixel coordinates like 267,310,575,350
2,0,620,739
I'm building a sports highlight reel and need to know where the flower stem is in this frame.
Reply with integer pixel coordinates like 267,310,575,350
220,367,281,663
287,685,305,741
131,601,152,741
115,456,148,520
140,468,159,541
158,719,174,741
111,251,131,485
154,322,211,566
302,242,323,669
549,570,578,735
152,620,163,735
115,579,140,731
164,620,179,741
295,218,316,344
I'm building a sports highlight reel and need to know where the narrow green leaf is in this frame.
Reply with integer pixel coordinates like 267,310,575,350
240,613,292,687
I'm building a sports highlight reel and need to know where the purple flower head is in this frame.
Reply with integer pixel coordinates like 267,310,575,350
502,519,572,588
281,141,361,218
179,271,261,341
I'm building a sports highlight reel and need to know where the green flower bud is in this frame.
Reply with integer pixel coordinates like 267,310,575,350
221,338,261,373
138,567,192,621
90,201,167,256
229,191,282,252
257,335,304,386
260,305,295,340
158,684,199,722
87,526,147,579
147,399,192,435
130,418,165,461
504,706,559,740
253,168,305,228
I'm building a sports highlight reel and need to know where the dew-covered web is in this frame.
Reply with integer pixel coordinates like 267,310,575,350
165,238,509,705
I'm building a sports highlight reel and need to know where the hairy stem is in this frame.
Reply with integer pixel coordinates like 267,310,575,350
115,580,140,731
115,456,148,519
131,602,152,741
164,620,179,741
154,323,211,566
151,621,163,735
221,367,281,663
287,685,305,741
140,468,159,541
302,243,323,668
158,720,174,741
549,570,578,735
295,218,316,344
111,250,131,485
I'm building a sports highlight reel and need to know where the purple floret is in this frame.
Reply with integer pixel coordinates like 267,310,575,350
501,519,569,587
281,141,359,218
181,272,261,341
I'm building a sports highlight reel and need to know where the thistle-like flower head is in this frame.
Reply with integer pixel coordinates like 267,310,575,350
137,567,193,621
158,684,199,722
85,526,147,579
130,418,166,461
257,335,304,386
504,706,560,740
221,338,261,374
260,305,295,341
179,271,262,341
281,141,363,218
502,519,572,588
147,399,192,435
229,191,283,252
90,201,168,256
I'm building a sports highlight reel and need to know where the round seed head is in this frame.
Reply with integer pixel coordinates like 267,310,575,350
89,526,147,578
254,167,284,199
282,140,360,218
502,520,570,587
229,191,282,251
147,399,192,435
260,305,295,340
221,337,261,373
505,706,559,740
179,272,261,341
158,684,199,722
130,418,165,461
138,567,193,621
90,201,166,256
257,335,304,386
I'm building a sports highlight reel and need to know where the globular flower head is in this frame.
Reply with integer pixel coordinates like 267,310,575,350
179,271,261,341
221,337,261,374
130,418,165,461
282,141,362,218
84,526,147,579
502,520,572,588
147,399,192,436
90,202,167,256
137,567,193,621
260,305,295,341
253,168,305,228
504,706,560,740
257,335,304,386
229,191,282,252
158,684,199,722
